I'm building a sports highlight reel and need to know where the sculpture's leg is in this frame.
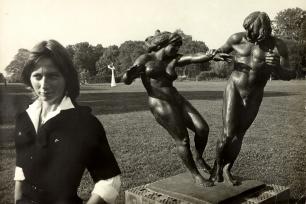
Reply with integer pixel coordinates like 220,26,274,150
181,99,211,173
214,139,224,182
222,88,264,186
222,135,243,186
148,97,213,187
214,81,242,184
175,138,212,187
223,163,239,185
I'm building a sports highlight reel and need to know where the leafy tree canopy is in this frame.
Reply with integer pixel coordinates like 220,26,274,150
5,49,30,82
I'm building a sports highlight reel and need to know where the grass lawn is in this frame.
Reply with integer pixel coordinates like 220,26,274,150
0,80,305,203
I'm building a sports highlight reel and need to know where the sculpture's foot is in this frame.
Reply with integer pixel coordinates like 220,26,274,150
193,175,214,187
223,164,239,186
196,158,212,174
210,163,223,183
223,171,239,186
212,172,223,183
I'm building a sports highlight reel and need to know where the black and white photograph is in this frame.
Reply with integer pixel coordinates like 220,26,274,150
0,0,305,203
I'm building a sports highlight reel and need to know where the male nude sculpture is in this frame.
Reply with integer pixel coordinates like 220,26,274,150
212,11,296,185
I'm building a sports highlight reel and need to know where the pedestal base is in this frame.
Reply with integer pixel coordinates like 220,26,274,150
125,172,290,204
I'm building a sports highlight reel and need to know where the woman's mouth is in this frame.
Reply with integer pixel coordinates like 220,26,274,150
40,91,52,96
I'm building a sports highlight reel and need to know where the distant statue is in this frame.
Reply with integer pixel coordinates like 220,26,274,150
211,11,296,185
122,30,230,187
108,63,117,87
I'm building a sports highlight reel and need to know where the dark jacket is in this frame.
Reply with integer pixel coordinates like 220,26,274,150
15,106,121,204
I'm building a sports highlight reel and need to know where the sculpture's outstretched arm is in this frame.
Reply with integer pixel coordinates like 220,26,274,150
122,64,145,85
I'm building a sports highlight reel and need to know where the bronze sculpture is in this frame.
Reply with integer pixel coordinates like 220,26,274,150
122,30,229,187
211,11,296,185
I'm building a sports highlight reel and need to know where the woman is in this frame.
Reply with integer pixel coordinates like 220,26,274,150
122,30,229,187
14,40,121,204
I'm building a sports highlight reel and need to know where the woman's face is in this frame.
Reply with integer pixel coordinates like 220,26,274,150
164,41,181,57
30,58,66,104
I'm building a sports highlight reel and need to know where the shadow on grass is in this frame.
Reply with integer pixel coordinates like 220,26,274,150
0,128,15,144
78,91,297,115
0,84,299,124
0,142,15,150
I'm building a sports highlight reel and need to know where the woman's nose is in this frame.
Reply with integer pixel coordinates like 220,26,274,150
40,77,49,90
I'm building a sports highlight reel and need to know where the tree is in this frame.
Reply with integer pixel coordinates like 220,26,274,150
93,44,104,60
96,45,120,78
209,61,233,78
273,8,306,41
79,69,90,84
70,42,103,76
118,41,146,74
282,39,306,78
0,73,6,84
273,7,306,78
66,45,75,58
175,29,210,79
5,49,30,82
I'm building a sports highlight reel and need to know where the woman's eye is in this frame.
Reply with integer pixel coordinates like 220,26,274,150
32,74,42,80
49,74,59,79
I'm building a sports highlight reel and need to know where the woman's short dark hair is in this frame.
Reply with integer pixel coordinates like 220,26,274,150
22,40,80,101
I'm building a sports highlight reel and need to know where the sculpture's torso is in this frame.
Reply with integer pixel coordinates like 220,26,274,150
141,54,183,103
229,34,277,101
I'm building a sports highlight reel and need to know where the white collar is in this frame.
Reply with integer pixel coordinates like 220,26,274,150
26,96,75,132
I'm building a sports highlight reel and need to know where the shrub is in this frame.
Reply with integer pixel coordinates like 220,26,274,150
87,75,122,83
196,71,218,81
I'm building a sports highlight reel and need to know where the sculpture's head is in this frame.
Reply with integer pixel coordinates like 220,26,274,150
145,30,183,53
243,11,272,43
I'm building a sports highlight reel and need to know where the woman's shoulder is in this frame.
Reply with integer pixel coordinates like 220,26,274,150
73,105,93,120
15,110,30,124
15,110,27,118
75,105,92,114
73,105,103,129
72,106,106,142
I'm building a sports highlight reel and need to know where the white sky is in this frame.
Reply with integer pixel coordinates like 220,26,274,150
0,0,305,74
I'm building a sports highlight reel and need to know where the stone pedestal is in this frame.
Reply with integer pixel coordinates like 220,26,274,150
125,172,290,204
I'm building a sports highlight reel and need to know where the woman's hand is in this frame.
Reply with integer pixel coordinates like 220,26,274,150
14,181,23,204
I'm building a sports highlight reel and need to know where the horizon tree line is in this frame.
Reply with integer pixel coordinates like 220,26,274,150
3,8,305,83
